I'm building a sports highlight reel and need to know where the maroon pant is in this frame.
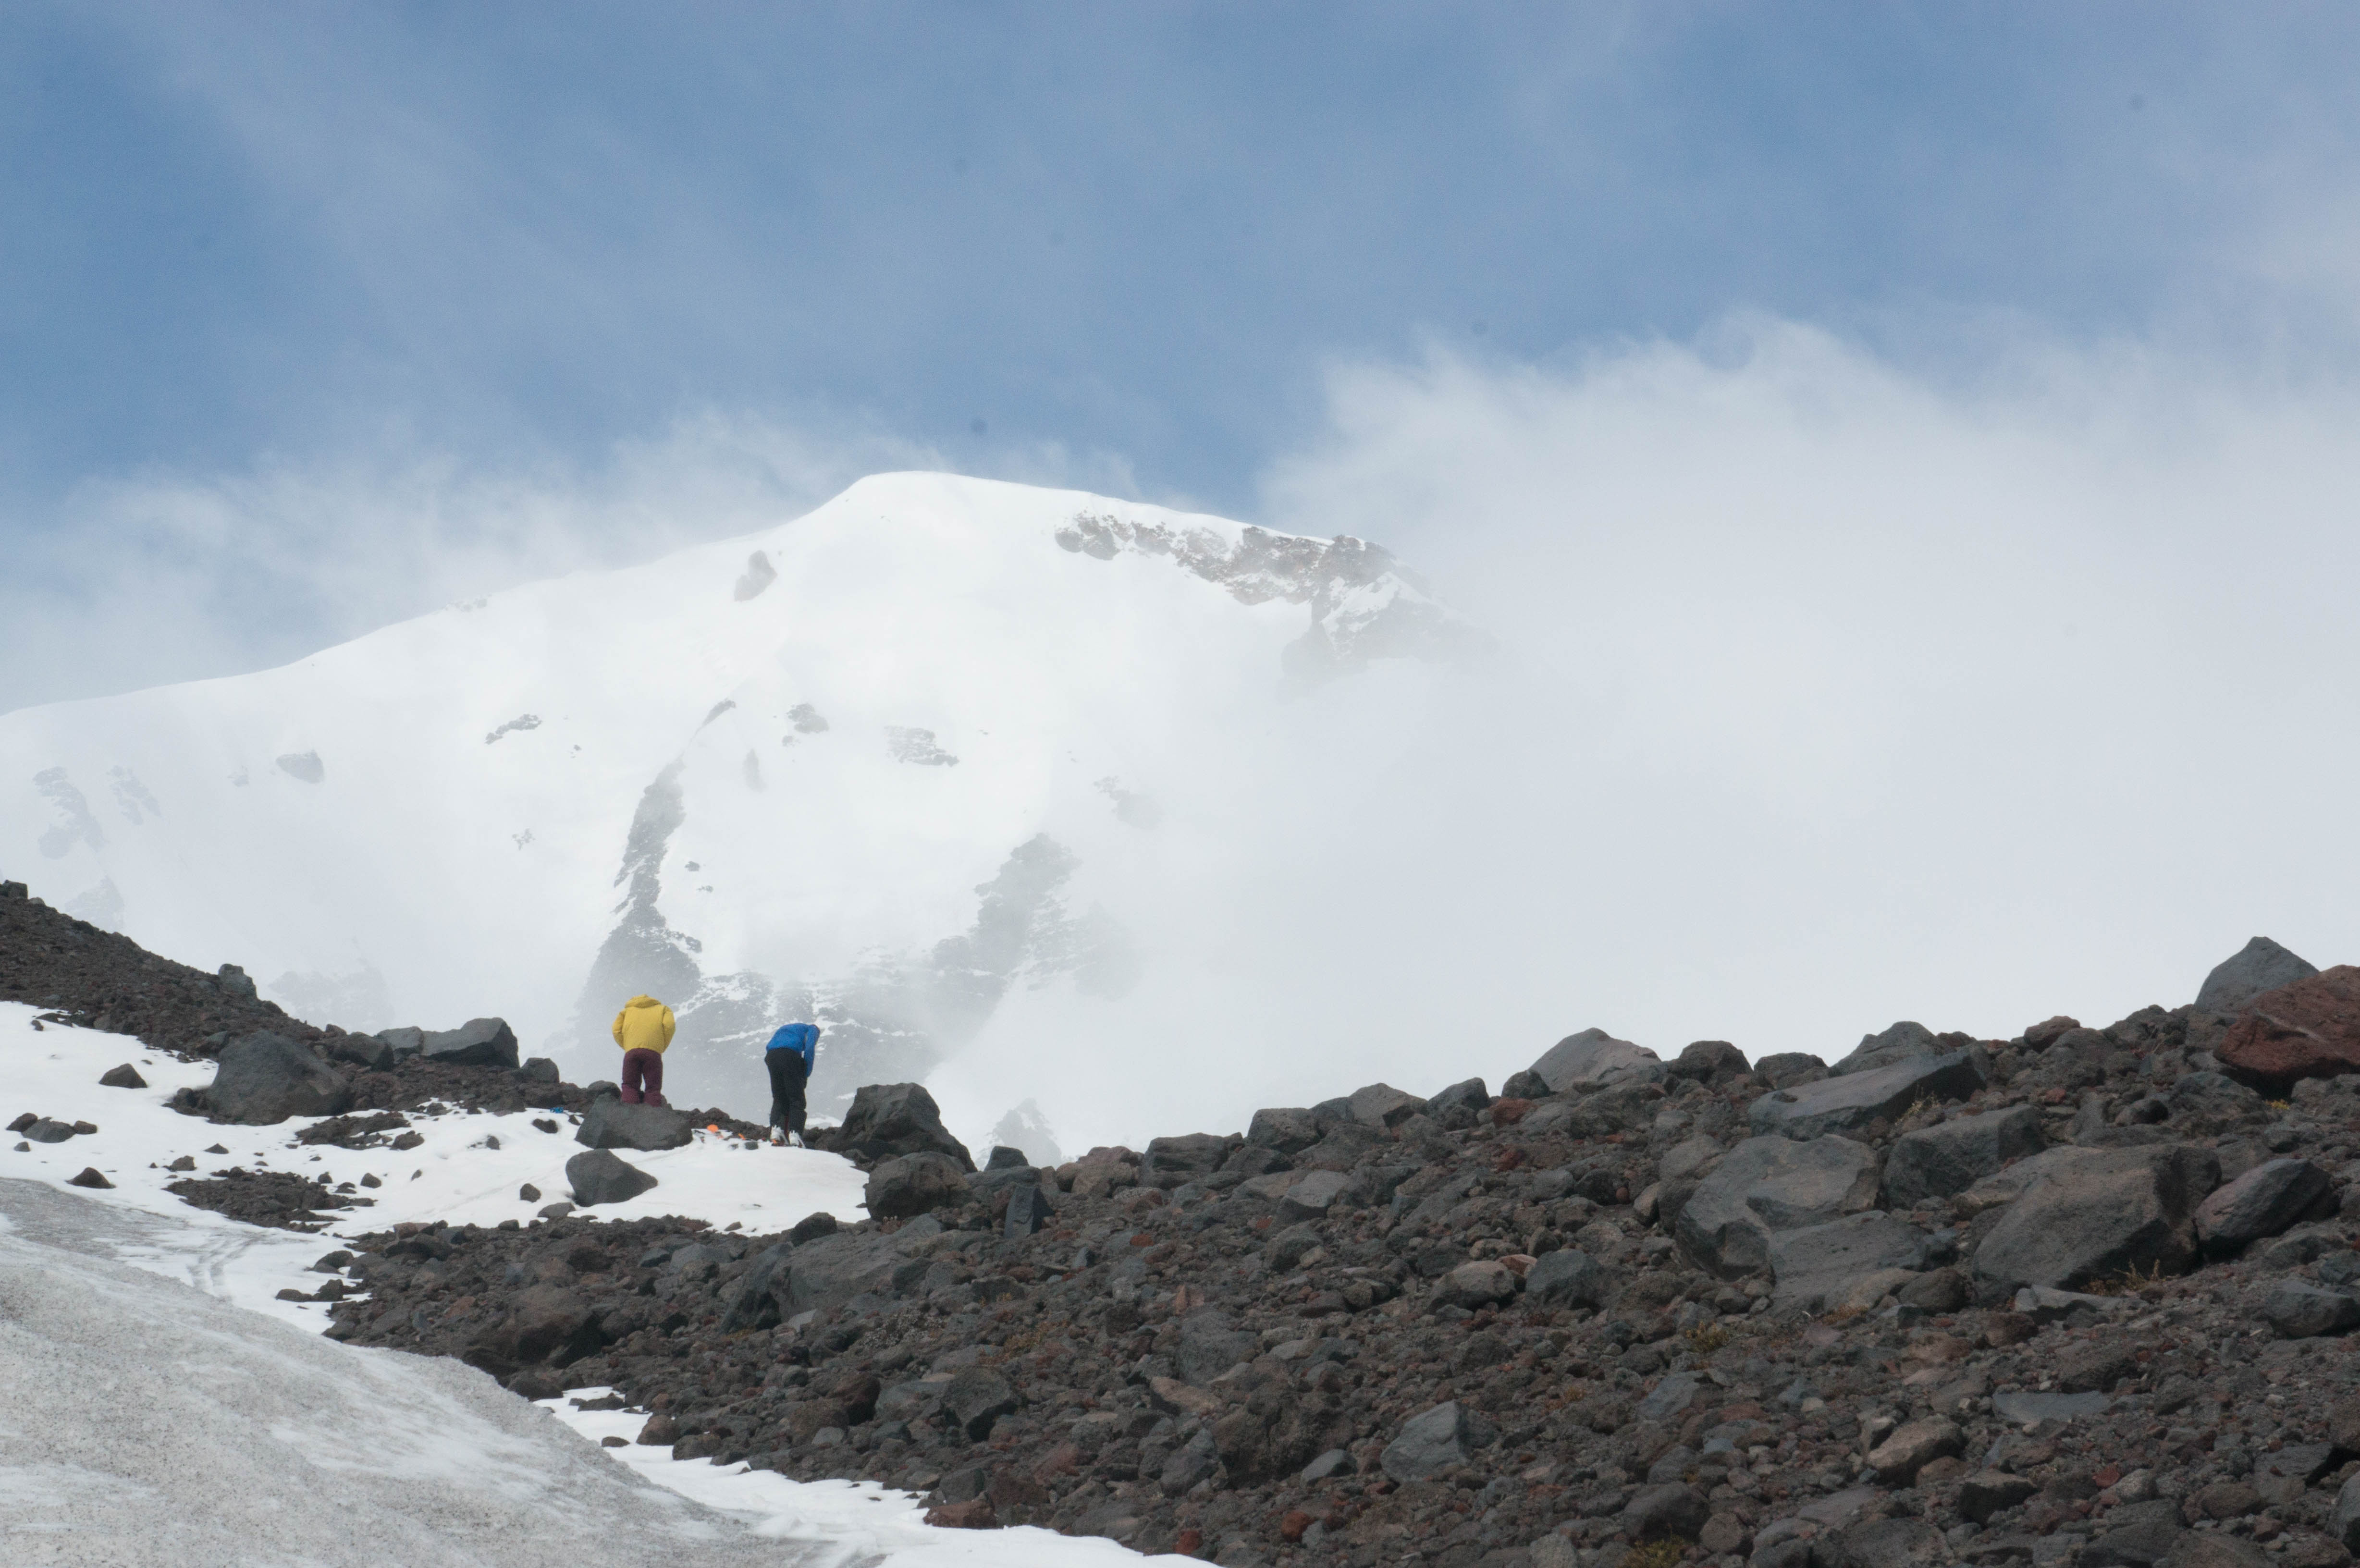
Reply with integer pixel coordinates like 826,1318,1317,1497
620,1049,665,1106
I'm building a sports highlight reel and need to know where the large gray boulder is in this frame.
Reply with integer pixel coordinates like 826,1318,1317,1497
2195,1159,2334,1257
1830,1021,1942,1077
564,1148,657,1206
418,1017,519,1069
864,1152,969,1220
573,1099,693,1152
1524,1249,1612,1309
1176,1310,1258,1385
1141,1132,1241,1188
1348,1084,1426,1128
1769,1212,1936,1310
1749,1049,1985,1140
824,1083,974,1170
1972,1143,2220,1294
2262,1282,2360,1340
1528,1029,1665,1094
1675,1135,1880,1278
206,1032,355,1124
1381,1401,1497,1482
1246,1107,1322,1155
2196,936,2319,1016
717,1244,795,1333
1881,1105,2044,1209
776,1229,903,1316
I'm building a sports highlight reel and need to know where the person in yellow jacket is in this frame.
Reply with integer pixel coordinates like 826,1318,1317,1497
611,994,676,1106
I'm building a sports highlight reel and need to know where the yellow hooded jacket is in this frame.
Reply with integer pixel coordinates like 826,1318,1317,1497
612,995,676,1055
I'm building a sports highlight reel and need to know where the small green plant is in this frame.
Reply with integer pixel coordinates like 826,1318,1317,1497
1623,1537,1689,1568
1683,1322,1733,1357
2084,1259,2169,1297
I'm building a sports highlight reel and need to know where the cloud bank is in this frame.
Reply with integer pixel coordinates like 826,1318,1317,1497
12,318,2360,1150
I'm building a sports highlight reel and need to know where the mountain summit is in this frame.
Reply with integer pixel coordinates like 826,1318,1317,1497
0,473,1474,1130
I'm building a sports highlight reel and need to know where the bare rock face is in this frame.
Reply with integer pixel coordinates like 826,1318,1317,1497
205,1032,354,1124
2197,936,2320,1016
573,1099,693,1152
1972,1143,2220,1294
821,1083,974,1170
564,1149,657,1207
1749,1049,1986,1140
2195,1159,2335,1257
1676,1134,1881,1278
864,1152,968,1220
2218,967,2360,1084
1528,1029,1665,1095
1881,1105,2044,1209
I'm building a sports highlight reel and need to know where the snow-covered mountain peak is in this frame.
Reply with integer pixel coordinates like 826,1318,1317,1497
0,473,1472,1148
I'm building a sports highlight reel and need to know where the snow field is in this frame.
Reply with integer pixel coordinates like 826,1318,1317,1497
2,1005,1192,1563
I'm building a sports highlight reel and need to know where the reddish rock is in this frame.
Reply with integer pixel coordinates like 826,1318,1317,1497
1490,1098,1534,1126
924,1497,1000,1530
1281,1511,1315,1543
2219,967,2360,1082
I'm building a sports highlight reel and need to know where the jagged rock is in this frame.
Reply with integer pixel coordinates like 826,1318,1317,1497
1654,1135,1726,1234
1866,1416,1961,1481
517,1057,561,1084
573,1099,693,1152
66,1166,112,1188
777,1229,902,1316
1524,1249,1611,1309
1002,1182,1053,1238
2168,1071,2263,1127
1770,1212,1935,1310
1831,1021,1943,1076
1423,1078,1491,1117
418,1017,520,1070
1753,1053,1829,1089
1436,1259,1518,1310
1529,1029,1665,1094
944,1367,1019,1439
1140,1132,1238,1188
2082,1499,2182,1566
375,1026,425,1059
205,1032,355,1124
718,1244,795,1333
1825,1518,1945,1568
1669,1041,1749,1084
1246,1108,1322,1155
324,1033,394,1072
98,1063,146,1089
1622,1483,1711,1541
563,1149,657,1207
2024,1015,2082,1049
1277,1169,1350,1223
1972,1143,2220,1293
984,1145,1028,1169
2198,936,2320,1016
1676,1134,1880,1278
864,1152,968,1219
1960,1472,2040,1526
1347,1084,1425,1128
1881,1105,2044,1209
2196,1158,2334,1256
2262,1282,2360,1339
1749,1049,1985,1139
1176,1311,1257,1384
2219,967,2360,1084
1381,1401,1496,1482
824,1083,974,1169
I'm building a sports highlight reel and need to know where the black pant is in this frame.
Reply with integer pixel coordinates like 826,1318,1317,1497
765,1050,808,1136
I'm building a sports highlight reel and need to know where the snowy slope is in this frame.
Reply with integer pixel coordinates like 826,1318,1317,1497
0,474,1472,1139
0,1007,1180,1568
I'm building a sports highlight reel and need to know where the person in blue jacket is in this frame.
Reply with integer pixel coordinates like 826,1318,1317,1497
764,1022,819,1146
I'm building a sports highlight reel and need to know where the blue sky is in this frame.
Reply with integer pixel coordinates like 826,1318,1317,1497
8,4,2354,515
5,3,2360,715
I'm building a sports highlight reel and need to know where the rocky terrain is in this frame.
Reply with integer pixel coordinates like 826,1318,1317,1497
21,872,2360,1568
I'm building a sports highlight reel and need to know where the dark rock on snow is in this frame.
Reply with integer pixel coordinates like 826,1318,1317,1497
205,1031,355,1123
564,1149,657,1207
573,1098,694,1152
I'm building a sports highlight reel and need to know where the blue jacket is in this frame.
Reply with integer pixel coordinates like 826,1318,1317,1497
765,1023,819,1072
